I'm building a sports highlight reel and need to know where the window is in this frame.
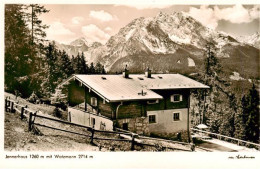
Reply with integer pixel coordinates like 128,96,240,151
91,117,96,127
171,94,183,102
173,112,180,121
147,99,159,104
149,115,156,124
91,97,97,106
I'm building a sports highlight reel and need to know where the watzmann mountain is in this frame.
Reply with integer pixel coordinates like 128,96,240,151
56,11,259,79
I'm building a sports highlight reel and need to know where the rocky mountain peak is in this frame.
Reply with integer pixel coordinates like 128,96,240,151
237,31,260,49
70,37,89,46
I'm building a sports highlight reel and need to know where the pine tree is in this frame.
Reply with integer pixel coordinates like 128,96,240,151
44,42,60,94
95,62,103,74
201,44,223,125
238,84,259,143
191,44,238,138
26,4,49,46
234,106,246,140
81,52,88,74
102,65,106,74
74,53,82,74
89,62,95,74
5,4,34,97
60,50,74,78
241,95,250,139
23,4,49,78
245,84,259,143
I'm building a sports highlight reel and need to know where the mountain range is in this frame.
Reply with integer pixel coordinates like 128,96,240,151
237,32,260,49
53,11,259,79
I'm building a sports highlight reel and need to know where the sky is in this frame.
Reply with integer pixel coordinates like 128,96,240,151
39,4,260,44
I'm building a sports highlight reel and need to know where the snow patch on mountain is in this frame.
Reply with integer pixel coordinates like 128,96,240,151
188,57,195,67
230,72,245,81
125,29,136,41
237,32,260,49
142,38,168,54
169,35,191,44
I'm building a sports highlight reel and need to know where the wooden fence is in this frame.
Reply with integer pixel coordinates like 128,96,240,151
5,97,193,151
191,128,260,150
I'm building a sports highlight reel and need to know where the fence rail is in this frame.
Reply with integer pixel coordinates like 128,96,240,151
191,128,260,149
5,97,193,151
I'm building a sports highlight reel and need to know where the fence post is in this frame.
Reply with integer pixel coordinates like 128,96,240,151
90,127,95,144
5,97,8,112
10,101,14,113
21,106,25,120
131,133,137,151
190,143,195,152
28,112,33,131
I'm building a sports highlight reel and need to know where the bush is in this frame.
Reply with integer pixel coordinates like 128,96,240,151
28,92,39,103
53,106,62,118
53,102,67,111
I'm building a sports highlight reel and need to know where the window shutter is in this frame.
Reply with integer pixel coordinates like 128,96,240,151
95,98,97,106
91,97,93,105
180,95,183,101
91,97,97,106
170,95,174,102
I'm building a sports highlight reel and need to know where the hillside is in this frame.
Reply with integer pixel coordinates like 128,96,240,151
5,92,258,152
4,93,197,152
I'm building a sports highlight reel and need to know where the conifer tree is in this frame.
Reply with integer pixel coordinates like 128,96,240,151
24,4,49,78
245,84,259,143
192,44,237,137
80,52,88,74
89,62,95,74
74,53,83,74
234,106,246,140
26,4,49,46
102,65,106,74
5,4,34,97
44,42,59,94
95,62,103,74
60,50,74,78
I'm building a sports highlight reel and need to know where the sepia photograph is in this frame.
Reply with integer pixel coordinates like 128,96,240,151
1,0,259,168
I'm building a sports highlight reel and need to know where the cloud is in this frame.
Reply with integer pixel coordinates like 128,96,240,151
115,4,172,10
249,5,260,19
46,21,76,44
47,21,75,36
187,5,260,29
105,27,112,32
214,5,259,24
188,5,217,29
81,24,110,44
89,10,118,22
71,16,84,25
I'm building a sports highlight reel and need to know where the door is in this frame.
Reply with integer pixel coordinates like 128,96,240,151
122,123,128,131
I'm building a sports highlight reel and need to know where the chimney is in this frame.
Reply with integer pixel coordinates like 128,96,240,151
123,65,129,78
145,67,152,78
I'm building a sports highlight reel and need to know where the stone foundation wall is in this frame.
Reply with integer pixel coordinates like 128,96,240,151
117,118,190,142
117,117,150,135
149,130,190,142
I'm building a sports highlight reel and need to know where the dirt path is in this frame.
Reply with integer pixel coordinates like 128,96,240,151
196,141,236,152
